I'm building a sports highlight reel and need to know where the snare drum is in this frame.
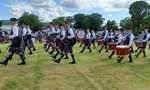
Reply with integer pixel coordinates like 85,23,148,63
108,43,117,50
116,45,129,57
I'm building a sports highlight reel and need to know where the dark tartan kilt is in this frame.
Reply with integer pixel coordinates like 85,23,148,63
139,42,147,49
11,37,22,47
103,39,108,45
69,38,76,47
107,38,113,43
62,38,76,53
23,35,32,47
56,38,61,48
9,37,23,53
84,39,91,47
91,39,95,43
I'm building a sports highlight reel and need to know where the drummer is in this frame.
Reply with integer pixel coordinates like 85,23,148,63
109,29,123,59
134,31,144,53
135,29,150,57
91,30,96,48
117,29,135,63
80,29,92,53
107,29,114,43
98,28,109,53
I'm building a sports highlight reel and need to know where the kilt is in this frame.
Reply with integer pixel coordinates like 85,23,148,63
62,38,76,53
84,39,91,47
140,42,147,49
9,37,23,53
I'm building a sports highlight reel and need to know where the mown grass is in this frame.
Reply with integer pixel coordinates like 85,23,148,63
0,43,150,90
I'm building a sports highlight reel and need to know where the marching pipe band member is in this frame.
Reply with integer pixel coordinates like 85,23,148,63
45,24,56,53
43,23,53,50
0,18,26,65
79,29,86,47
52,25,66,59
26,25,36,51
135,29,150,58
117,29,134,63
48,24,59,54
134,31,144,53
109,29,123,59
107,29,114,43
53,24,77,64
98,28,109,53
30,30,36,51
80,29,92,53
91,30,96,48
21,24,33,55
50,25,63,57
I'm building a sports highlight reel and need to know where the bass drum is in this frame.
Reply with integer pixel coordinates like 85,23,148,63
116,45,130,57
76,30,85,42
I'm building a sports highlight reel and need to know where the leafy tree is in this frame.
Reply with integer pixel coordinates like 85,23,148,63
142,15,150,29
74,14,86,29
129,1,149,32
52,17,65,25
120,17,132,29
106,20,118,30
19,13,43,31
74,13,104,31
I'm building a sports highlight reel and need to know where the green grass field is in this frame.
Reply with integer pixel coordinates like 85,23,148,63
0,43,150,90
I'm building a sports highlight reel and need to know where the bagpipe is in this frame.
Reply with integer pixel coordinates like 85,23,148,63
75,30,85,43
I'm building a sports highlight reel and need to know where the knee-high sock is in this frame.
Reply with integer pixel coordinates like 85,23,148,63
109,51,115,58
136,49,142,57
71,54,76,63
143,50,146,57
99,45,104,53
88,47,92,52
57,54,64,62
129,54,133,62
81,46,86,53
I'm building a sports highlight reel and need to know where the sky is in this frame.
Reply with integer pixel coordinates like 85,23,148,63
0,0,150,23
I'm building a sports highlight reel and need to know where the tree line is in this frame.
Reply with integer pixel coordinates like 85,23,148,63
0,1,150,33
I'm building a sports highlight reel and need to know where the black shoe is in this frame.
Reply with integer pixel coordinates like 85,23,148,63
64,57,69,59
98,50,100,53
53,60,60,63
49,52,53,54
109,56,112,59
129,61,133,63
135,55,138,58
17,62,26,65
117,59,121,63
0,61,7,66
51,56,56,59
69,62,76,64
28,52,33,55
33,48,36,51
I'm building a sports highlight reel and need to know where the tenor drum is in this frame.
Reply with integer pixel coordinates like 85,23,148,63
108,43,117,50
116,45,129,57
